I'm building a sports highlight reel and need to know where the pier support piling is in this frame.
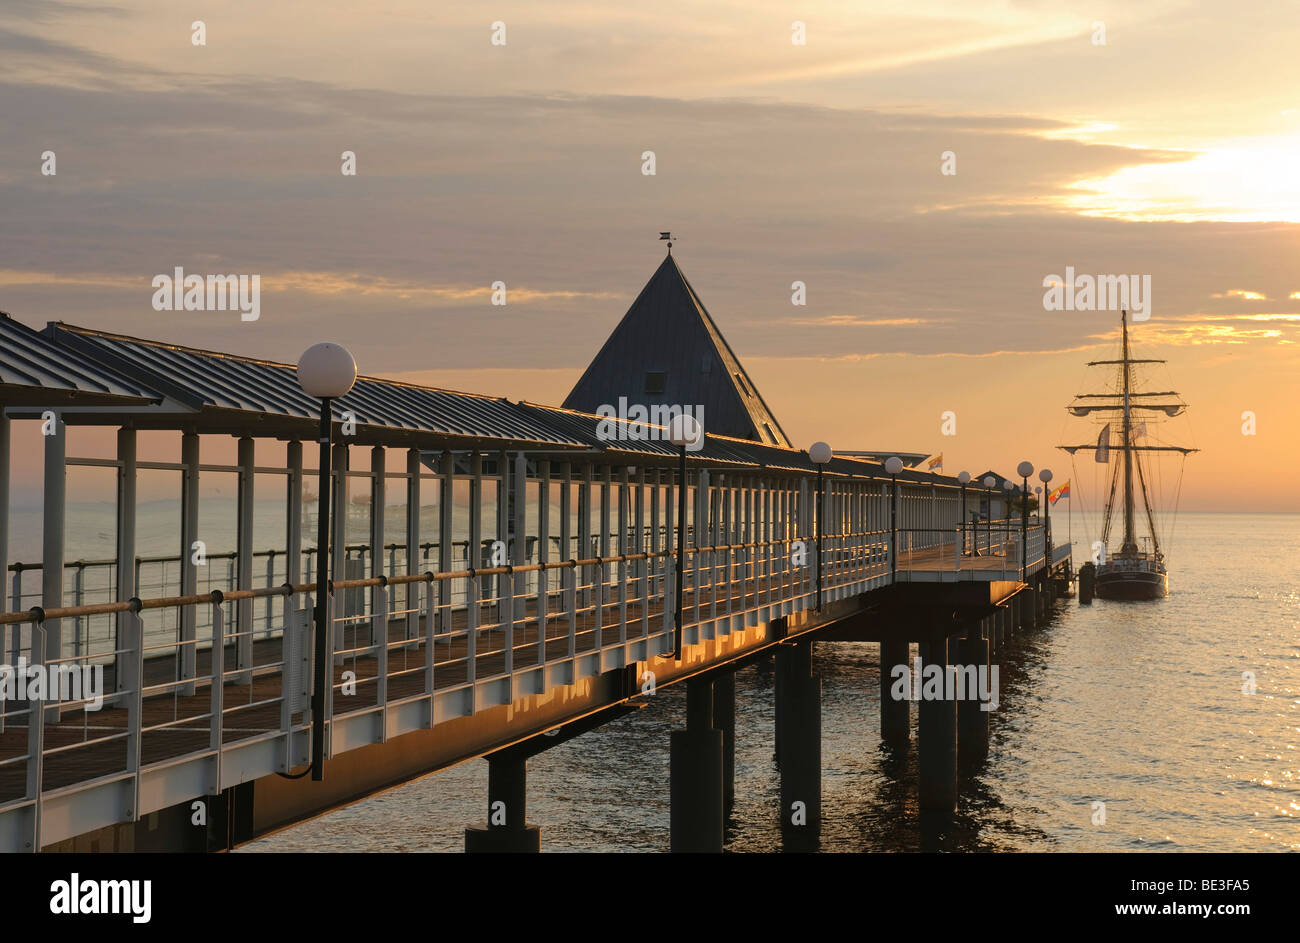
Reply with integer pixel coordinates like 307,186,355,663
880,638,910,747
917,635,958,814
465,752,541,853
670,676,724,853
777,642,821,850
957,625,990,766
714,670,736,815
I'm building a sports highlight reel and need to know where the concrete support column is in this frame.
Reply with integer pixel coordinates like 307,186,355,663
465,752,540,852
917,635,957,814
777,641,821,850
1024,587,1038,630
957,624,990,766
879,637,910,747
713,670,736,815
670,676,723,852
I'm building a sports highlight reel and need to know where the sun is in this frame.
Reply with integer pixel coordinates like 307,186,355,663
1065,133,1300,223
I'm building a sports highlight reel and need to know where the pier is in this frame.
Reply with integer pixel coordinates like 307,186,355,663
0,258,1071,853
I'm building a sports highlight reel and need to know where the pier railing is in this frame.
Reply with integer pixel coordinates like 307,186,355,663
0,515,1052,852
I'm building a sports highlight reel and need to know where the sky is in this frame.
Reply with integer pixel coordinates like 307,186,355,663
2,0,1298,510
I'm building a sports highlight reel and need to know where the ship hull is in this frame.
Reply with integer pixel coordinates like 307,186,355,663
1094,564,1167,600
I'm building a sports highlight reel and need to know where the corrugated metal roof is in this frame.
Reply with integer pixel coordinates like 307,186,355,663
517,402,936,480
48,323,586,448
562,253,791,447
12,322,969,488
0,314,159,404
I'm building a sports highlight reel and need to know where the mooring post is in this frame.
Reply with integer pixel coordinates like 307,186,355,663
917,634,958,814
957,623,990,766
670,675,724,852
465,752,541,853
879,637,910,747
713,670,736,815
777,641,821,851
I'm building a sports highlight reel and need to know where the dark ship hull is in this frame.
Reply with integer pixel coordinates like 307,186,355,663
1094,558,1167,600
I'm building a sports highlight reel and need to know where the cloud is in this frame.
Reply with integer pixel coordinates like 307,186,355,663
1211,289,1267,301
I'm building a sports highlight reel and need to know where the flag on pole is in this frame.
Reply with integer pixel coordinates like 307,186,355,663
1095,423,1110,463
1049,481,1070,505
927,453,943,471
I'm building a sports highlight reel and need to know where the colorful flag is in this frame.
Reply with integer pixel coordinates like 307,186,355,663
927,453,943,471
1049,481,1070,505
1095,423,1110,463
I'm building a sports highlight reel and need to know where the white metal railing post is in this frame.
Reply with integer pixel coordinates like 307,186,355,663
179,432,199,696
323,591,335,759
279,593,298,770
693,469,705,632
537,460,551,663
664,557,677,655
235,436,255,684
619,465,629,644
504,567,514,681
466,564,478,690
23,624,47,852
264,552,276,637
9,570,21,665
124,607,144,823
565,558,576,659
637,467,649,639
406,449,422,644
209,600,224,792
597,465,610,643
376,582,389,740
73,563,84,658
423,580,436,726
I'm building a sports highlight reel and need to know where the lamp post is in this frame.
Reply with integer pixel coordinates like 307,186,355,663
885,456,903,581
982,475,995,556
809,442,832,609
668,414,701,658
297,342,357,781
957,471,971,557
1039,468,1054,571
1017,460,1034,580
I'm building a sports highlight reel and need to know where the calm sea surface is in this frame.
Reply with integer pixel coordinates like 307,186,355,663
221,512,1291,851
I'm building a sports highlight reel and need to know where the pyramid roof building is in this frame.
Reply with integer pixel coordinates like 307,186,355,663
562,252,791,447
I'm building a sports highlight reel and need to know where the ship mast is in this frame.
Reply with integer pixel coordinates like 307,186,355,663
1057,311,1199,563
1120,310,1137,555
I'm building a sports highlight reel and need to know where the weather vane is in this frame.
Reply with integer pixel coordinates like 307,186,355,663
659,231,675,252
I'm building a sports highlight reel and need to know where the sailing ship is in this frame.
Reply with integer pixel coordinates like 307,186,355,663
1058,310,1196,600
